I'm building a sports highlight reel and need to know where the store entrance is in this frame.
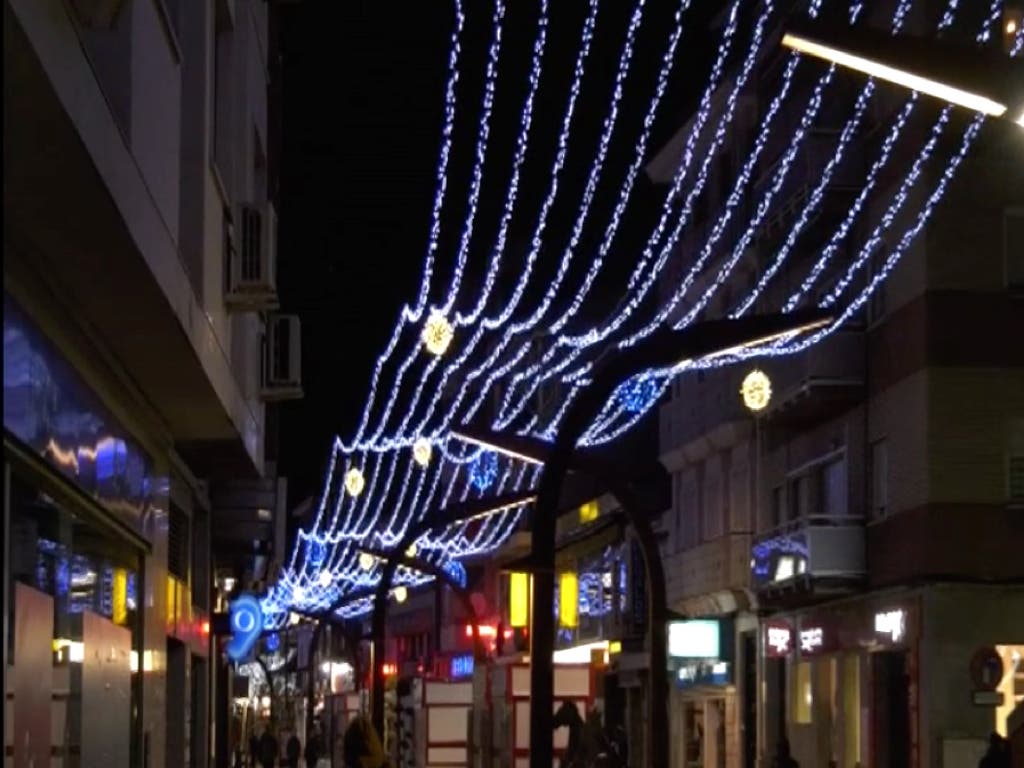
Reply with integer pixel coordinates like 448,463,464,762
872,651,910,768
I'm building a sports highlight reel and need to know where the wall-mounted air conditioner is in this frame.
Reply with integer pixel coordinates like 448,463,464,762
261,314,303,401
225,201,279,312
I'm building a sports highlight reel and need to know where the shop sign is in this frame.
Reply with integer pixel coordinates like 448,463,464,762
797,623,836,656
765,622,793,657
676,660,731,689
667,619,720,659
450,654,474,679
969,646,1003,692
874,609,906,644
226,594,264,662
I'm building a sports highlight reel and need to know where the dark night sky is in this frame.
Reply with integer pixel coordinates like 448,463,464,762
276,0,721,506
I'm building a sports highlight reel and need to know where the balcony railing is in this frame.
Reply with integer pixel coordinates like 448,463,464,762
751,512,865,597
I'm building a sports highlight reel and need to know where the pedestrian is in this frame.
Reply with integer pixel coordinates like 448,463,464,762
979,732,1011,768
304,731,322,768
286,732,301,768
259,726,279,768
771,738,799,768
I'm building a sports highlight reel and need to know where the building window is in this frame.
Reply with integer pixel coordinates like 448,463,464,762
789,475,810,521
168,503,190,582
820,457,848,517
1005,208,1024,289
870,439,889,519
1009,455,1024,503
771,485,784,529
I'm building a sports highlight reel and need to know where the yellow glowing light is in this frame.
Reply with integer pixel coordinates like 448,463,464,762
1007,19,1018,34
358,552,375,571
740,369,772,412
609,640,622,655
393,586,408,604
405,543,418,558
412,437,432,467
559,572,579,629
345,468,365,497
421,312,455,356
782,33,1008,118
509,572,530,628
579,500,599,524
112,568,128,625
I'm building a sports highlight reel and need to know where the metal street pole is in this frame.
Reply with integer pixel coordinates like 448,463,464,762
368,492,535,734
524,310,830,768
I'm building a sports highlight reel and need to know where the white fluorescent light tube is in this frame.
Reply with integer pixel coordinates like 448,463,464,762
782,33,1008,117
461,496,537,523
672,315,832,371
448,431,546,466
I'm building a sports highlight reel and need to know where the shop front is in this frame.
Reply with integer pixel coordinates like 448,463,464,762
4,293,163,766
668,617,740,768
759,597,922,768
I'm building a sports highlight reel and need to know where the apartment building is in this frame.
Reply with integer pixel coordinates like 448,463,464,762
648,3,1024,767
3,1,299,766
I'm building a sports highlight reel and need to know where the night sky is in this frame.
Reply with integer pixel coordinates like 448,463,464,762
276,0,721,508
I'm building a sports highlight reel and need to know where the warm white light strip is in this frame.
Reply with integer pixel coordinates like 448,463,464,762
781,33,1007,117
552,640,609,664
448,431,546,466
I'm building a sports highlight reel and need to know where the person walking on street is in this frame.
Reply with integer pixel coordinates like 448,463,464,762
259,727,279,768
979,733,1011,768
285,732,301,768
304,731,322,768
771,739,799,768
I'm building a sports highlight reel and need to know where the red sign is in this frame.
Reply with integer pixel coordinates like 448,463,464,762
970,647,1003,691
764,622,793,658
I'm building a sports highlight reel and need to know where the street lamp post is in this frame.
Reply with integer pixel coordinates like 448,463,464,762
454,426,673,768
465,310,831,768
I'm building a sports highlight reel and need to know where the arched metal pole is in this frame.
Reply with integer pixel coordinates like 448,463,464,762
526,311,830,768
369,547,488,734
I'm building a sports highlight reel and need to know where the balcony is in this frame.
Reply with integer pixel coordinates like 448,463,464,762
751,513,865,606
762,329,864,431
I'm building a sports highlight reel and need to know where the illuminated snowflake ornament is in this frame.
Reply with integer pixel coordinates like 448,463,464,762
345,468,365,497
412,437,433,467
469,450,499,492
615,375,662,414
307,539,326,568
421,312,454,356
443,559,468,589
740,369,772,412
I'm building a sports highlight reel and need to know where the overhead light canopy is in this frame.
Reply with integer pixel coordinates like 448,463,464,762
782,19,1024,127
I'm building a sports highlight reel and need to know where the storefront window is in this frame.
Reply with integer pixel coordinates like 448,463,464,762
793,661,813,724
6,464,143,765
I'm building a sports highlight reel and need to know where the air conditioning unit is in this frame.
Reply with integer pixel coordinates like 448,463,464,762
261,314,303,401
225,201,279,312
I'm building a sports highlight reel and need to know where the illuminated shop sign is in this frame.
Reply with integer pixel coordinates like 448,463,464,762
668,620,720,659
765,623,793,657
874,609,906,643
226,594,264,662
799,627,824,653
676,660,731,689
450,654,474,679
